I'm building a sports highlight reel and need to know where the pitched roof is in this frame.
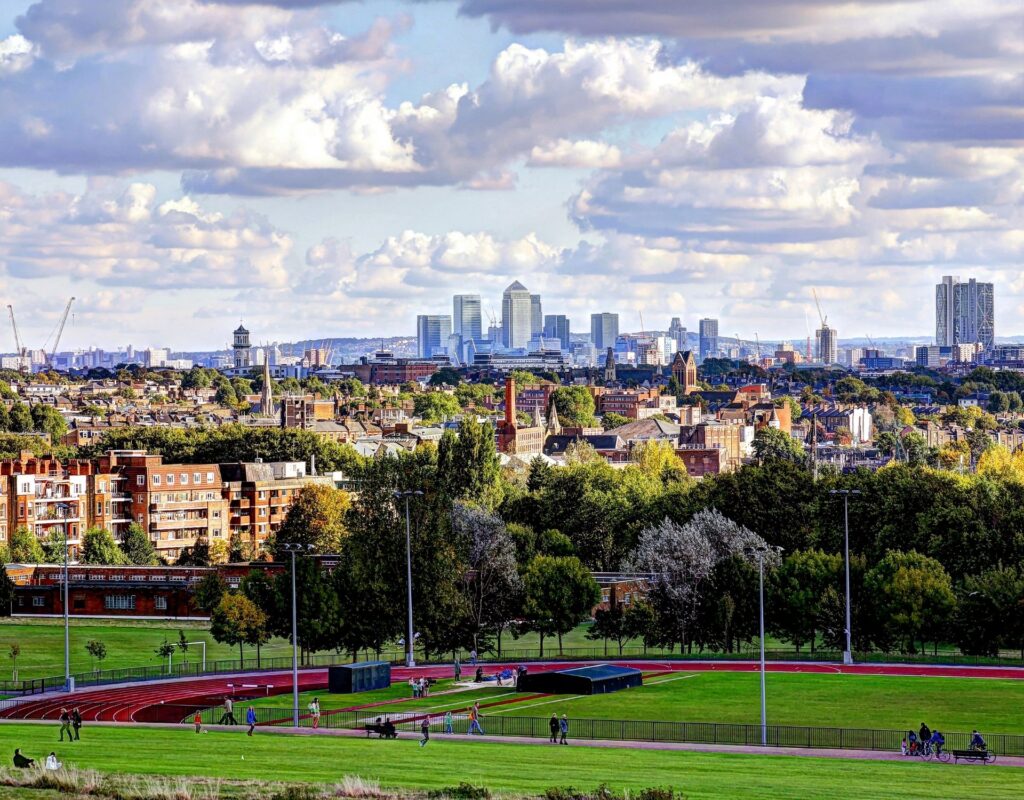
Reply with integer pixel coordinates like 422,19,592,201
504,280,529,292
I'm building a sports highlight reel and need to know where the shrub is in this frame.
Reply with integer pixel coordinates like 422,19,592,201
428,784,490,800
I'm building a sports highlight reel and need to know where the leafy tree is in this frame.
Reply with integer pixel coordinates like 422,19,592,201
8,402,32,433
550,385,597,427
214,383,238,407
413,392,461,423
80,527,127,565
436,418,502,509
586,603,632,656
953,565,1024,658
228,531,254,563
8,643,20,678
275,484,351,554
623,600,658,654
9,526,44,563
509,370,542,385
30,404,68,439
154,639,175,671
210,594,268,667
0,564,14,618
120,523,160,565
769,549,842,652
630,440,689,483
988,391,1009,413
522,554,600,655
208,538,230,565
85,640,107,672
271,557,340,661
42,529,66,563
865,550,955,654
602,412,630,431
537,528,574,557
429,367,462,387
752,427,804,463
193,572,226,613
175,537,211,566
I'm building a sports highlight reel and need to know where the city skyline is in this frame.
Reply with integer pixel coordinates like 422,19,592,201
0,1,1020,350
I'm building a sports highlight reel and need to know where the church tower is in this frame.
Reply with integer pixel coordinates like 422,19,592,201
233,324,251,370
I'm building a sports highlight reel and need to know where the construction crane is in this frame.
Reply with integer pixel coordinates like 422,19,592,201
45,297,75,368
7,305,27,373
812,288,828,327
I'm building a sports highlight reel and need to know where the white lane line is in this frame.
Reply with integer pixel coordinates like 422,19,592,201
642,673,702,687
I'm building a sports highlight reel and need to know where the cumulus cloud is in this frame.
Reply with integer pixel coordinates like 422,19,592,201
0,180,293,289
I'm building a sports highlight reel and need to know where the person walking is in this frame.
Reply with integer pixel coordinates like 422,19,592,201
308,698,321,730
559,714,569,745
444,710,453,734
549,713,559,743
219,698,237,726
420,716,431,747
454,659,461,682
246,706,257,736
467,702,484,735
470,649,477,667
72,708,82,740
194,711,203,734
58,708,72,742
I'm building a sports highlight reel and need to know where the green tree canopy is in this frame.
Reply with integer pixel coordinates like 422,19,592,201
9,526,44,563
522,554,601,655
865,550,955,654
80,527,127,565
550,385,597,427
275,484,351,554
120,523,160,565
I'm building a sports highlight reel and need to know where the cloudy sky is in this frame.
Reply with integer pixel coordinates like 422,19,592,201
0,0,1021,351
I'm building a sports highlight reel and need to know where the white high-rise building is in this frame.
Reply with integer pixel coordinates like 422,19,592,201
502,281,532,350
530,294,543,339
591,312,619,351
936,276,995,350
816,324,839,364
453,295,483,343
668,317,687,352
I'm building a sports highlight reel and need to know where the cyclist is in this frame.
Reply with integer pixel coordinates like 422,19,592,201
970,730,987,751
929,730,945,757
918,723,932,755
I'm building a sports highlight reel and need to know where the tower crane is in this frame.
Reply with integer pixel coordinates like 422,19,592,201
812,288,828,328
7,305,27,373
45,297,75,368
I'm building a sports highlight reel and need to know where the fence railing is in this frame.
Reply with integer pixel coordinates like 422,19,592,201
184,705,1024,757
3,644,1022,697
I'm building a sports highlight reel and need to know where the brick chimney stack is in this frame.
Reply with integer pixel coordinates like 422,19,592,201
505,377,516,429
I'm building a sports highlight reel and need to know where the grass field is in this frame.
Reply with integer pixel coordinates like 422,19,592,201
237,671,1024,734
0,723,1020,799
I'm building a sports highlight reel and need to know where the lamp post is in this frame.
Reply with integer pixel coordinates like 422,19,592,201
58,502,71,692
747,544,782,747
394,490,423,668
279,542,313,728
829,489,862,665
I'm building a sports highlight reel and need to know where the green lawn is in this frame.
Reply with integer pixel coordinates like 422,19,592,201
0,724,1020,799
239,671,1024,734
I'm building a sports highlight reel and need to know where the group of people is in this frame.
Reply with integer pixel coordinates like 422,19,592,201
13,749,62,771
201,698,258,735
409,677,433,698
549,713,570,745
58,708,83,741
901,722,987,756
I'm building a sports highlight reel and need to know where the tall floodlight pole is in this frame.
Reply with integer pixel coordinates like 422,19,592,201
57,503,71,692
829,489,862,665
280,543,313,728
747,544,781,747
394,490,424,668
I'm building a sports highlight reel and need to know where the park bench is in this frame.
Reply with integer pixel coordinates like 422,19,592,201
364,722,397,739
952,749,995,764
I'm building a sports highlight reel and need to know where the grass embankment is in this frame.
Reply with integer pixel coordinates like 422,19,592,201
242,672,1024,734
0,724,1021,800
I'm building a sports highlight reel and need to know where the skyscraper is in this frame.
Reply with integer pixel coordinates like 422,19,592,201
530,294,543,339
936,276,995,350
453,295,482,342
502,281,532,350
668,317,687,352
543,314,571,350
417,315,452,358
698,318,718,363
816,324,838,364
591,313,619,351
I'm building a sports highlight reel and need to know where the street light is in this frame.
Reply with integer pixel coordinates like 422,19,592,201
829,489,862,665
58,503,71,693
394,490,424,668
279,542,314,728
746,544,781,747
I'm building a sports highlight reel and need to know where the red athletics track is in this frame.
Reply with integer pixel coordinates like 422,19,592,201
2,661,1022,725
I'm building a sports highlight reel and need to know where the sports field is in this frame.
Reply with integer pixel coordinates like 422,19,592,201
0,723,1020,799
241,671,1024,734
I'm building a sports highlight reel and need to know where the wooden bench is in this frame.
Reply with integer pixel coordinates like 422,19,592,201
364,722,397,739
952,749,994,764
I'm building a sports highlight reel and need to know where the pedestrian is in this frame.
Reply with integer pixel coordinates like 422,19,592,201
444,710,453,734
410,678,419,698
58,708,72,742
470,649,477,666
308,698,321,729
467,702,484,735
454,658,461,682
559,714,569,745
549,713,559,743
219,697,237,726
72,708,82,740
246,706,257,736
420,716,430,747
194,711,202,734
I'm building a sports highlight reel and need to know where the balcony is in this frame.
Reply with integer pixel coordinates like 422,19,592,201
150,517,209,530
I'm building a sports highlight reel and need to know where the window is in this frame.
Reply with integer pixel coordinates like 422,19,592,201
258,491,266,499
154,596,168,610
97,501,103,515
137,475,145,486
193,473,201,484
212,510,220,519
180,473,188,485
73,595,85,610
166,474,174,486
206,472,215,483
104,595,136,611
258,507,267,517
153,474,161,487
32,596,45,607
130,574,146,582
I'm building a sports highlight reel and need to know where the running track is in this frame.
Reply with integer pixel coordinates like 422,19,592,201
3,661,1023,725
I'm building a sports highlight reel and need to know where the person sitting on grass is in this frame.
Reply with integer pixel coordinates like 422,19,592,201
45,752,62,771
970,730,987,751
13,749,34,768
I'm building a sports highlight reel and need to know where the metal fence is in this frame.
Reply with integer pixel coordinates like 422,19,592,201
3,644,1022,697
184,705,1024,757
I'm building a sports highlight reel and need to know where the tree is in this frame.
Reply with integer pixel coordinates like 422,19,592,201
210,593,268,667
80,527,126,565
953,565,1024,658
193,573,226,613
451,502,522,654
30,404,68,439
85,640,107,672
271,558,339,660
550,386,597,427
175,537,211,566
154,639,176,672
522,554,600,655
602,412,630,431
8,403,32,433
208,538,230,565
413,392,461,423
429,367,462,387
42,529,66,564
865,550,955,654
437,417,502,509
8,643,20,679
120,523,160,565
988,391,1009,413
586,603,632,656
752,427,804,463
275,484,351,554
769,549,842,652
9,525,44,563
623,600,658,654
624,510,773,651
